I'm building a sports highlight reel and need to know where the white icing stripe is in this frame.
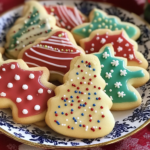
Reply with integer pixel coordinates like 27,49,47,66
41,41,75,48
56,5,67,23
74,7,82,24
50,36,69,41
50,71,64,76
68,9,79,25
25,52,67,68
34,46,80,54
48,39,73,45
30,48,73,60
62,6,77,27
26,62,40,67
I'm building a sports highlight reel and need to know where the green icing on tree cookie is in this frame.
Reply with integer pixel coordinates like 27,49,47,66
73,9,138,39
94,46,144,103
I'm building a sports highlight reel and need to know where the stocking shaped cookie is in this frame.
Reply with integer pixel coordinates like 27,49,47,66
80,29,148,69
18,29,85,82
5,1,58,59
71,9,140,43
94,44,149,110
0,55,55,124
46,54,115,139
44,5,88,31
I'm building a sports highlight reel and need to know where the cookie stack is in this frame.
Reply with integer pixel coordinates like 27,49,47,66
0,1,149,139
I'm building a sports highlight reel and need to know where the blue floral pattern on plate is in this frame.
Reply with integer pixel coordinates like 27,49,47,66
0,0,150,148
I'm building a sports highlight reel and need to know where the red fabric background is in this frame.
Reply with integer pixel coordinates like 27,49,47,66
0,0,149,150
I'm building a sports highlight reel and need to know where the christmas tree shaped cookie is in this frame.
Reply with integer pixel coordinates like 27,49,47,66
0,55,56,124
18,29,85,83
94,44,149,110
44,5,88,31
71,9,140,43
5,1,58,59
46,54,115,138
80,29,148,69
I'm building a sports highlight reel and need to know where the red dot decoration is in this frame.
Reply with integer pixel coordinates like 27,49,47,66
94,75,97,78
65,113,68,116
81,70,83,72
83,124,85,127
102,115,105,118
68,126,70,129
100,106,103,109
67,89,70,92
98,87,101,90
91,108,94,111
99,127,101,130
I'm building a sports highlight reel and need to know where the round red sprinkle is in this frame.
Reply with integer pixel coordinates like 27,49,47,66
45,31,48,33
89,114,92,117
102,115,105,118
77,87,80,90
68,126,70,129
82,77,85,79
81,70,83,72
67,89,70,92
98,87,101,90
94,86,96,88
78,65,80,68
65,113,68,116
84,102,87,105
70,103,73,106
91,108,94,111
88,82,90,85
98,97,101,100
100,106,103,109
89,78,92,81
86,88,89,91
15,49,17,51
99,127,101,130
83,124,85,127
88,62,91,65
81,92,84,94
91,127,95,132
66,97,68,100
78,100,80,103
85,61,88,63
78,106,81,109
94,75,97,78
61,97,64,100
13,31,16,33
32,27,34,30
80,82,83,84
54,120,56,122
89,119,92,122
76,96,79,99
55,114,58,116
71,111,73,114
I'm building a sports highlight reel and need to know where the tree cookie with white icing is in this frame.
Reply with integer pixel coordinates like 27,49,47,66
71,8,140,43
18,29,85,83
80,29,148,69
46,54,115,138
5,1,58,59
44,5,88,31
94,44,149,110
0,55,56,124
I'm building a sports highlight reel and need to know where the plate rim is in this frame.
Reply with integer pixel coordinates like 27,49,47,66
0,1,150,149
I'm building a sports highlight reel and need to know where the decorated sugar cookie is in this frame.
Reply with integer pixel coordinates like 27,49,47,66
44,5,88,31
94,44,149,110
18,29,85,83
80,29,148,69
5,1,58,59
0,55,55,124
71,9,141,43
46,54,115,139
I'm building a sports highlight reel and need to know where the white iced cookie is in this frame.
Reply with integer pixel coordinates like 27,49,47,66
46,54,115,138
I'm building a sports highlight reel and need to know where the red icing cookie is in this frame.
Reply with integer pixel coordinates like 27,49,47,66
18,29,85,82
44,5,88,31
0,57,55,124
80,29,148,69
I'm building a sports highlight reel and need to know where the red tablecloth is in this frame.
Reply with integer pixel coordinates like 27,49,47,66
0,0,149,150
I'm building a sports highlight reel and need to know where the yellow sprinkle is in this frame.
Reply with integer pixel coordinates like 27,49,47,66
110,25,112,29
114,23,117,26
66,49,68,52
105,19,108,22
61,49,64,51
82,28,86,32
105,26,108,29
51,8,54,12
58,34,62,37
126,26,129,29
88,29,92,32
45,45,47,48
71,50,73,52
98,25,101,28
102,23,105,26
98,18,101,21
96,13,99,16
40,44,42,47
115,28,118,30
90,24,93,28
54,48,57,50
94,20,97,22
109,20,112,23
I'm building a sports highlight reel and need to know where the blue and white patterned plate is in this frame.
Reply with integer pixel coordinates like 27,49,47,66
0,1,150,149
